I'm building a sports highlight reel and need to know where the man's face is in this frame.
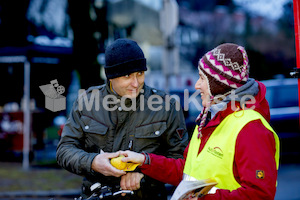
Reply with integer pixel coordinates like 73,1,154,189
110,71,145,98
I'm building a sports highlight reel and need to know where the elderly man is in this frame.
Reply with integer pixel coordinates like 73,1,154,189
56,38,188,200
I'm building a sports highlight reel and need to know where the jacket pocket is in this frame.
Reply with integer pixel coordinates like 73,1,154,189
81,116,108,151
134,122,167,152
135,122,167,138
81,116,108,135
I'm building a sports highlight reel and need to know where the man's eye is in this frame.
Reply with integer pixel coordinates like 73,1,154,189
124,75,130,78
138,72,144,75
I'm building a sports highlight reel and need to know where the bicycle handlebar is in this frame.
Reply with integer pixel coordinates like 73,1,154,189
74,182,134,200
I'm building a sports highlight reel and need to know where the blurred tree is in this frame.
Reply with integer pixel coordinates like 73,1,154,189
279,1,295,38
245,0,296,80
176,0,296,80
176,0,234,11
0,0,30,47
68,0,108,89
26,0,70,38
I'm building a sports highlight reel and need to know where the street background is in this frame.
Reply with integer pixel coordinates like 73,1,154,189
0,0,299,199
0,163,299,200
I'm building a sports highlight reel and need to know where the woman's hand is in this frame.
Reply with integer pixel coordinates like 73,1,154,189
119,150,145,165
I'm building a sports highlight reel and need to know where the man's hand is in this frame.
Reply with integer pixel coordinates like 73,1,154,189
91,152,126,177
119,150,145,165
120,172,144,196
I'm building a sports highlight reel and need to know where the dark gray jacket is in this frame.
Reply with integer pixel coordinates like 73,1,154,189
56,83,188,199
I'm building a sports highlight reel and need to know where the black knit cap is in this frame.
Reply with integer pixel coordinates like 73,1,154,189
104,38,147,79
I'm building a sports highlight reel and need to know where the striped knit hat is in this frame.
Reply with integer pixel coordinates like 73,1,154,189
196,43,249,139
198,43,249,97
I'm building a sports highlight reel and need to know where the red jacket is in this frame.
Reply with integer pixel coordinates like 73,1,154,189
140,81,278,200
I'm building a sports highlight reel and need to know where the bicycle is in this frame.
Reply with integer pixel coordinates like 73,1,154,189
74,182,134,200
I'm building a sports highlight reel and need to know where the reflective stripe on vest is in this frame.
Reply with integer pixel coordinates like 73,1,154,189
183,109,280,191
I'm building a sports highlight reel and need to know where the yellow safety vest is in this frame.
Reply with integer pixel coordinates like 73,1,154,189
183,109,279,191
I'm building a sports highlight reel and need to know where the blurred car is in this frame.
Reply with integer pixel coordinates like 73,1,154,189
261,78,300,163
261,78,299,128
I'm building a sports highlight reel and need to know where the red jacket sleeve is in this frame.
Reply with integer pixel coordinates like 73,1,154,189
201,119,278,200
140,145,189,186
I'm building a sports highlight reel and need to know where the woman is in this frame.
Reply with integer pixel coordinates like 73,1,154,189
119,43,280,200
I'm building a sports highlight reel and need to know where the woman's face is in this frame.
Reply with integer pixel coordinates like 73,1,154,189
195,72,211,107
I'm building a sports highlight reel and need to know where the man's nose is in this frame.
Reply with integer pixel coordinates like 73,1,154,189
131,76,138,87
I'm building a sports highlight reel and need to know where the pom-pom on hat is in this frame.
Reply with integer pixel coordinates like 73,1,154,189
198,43,249,97
105,38,147,79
